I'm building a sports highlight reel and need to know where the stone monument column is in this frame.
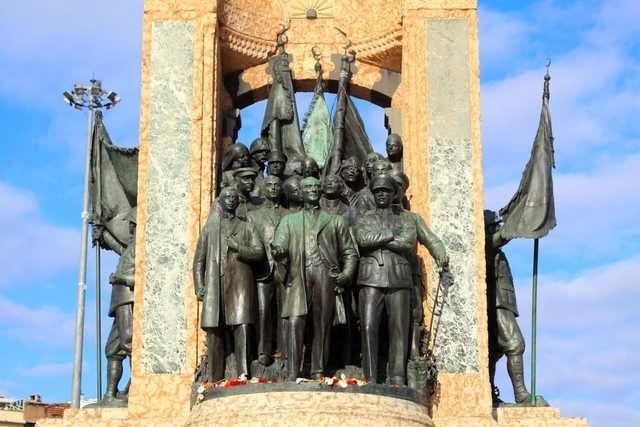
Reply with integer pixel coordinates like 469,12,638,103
129,0,220,420
400,0,492,423
35,2,589,426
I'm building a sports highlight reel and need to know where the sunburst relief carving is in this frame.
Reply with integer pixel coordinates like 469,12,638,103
290,0,333,19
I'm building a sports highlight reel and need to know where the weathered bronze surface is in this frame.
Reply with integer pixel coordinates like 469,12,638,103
194,188,264,382
272,177,358,380
100,207,137,408
355,174,416,385
485,210,548,407
386,133,404,172
188,36,455,403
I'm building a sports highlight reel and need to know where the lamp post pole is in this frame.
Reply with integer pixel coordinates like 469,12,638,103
64,80,120,408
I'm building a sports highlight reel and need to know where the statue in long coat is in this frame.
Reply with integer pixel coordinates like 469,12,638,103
272,177,358,380
193,187,264,381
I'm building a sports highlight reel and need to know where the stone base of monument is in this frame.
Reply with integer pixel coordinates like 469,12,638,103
493,406,588,427
35,401,588,427
432,407,589,427
188,385,434,427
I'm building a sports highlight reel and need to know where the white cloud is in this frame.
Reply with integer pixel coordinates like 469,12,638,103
16,363,73,378
0,296,76,347
481,0,640,283
0,1,143,174
0,380,25,400
478,8,534,72
495,255,640,425
485,151,640,266
0,182,80,288
481,0,640,186
0,0,143,108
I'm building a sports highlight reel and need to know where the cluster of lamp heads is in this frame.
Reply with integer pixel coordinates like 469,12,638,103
63,78,121,110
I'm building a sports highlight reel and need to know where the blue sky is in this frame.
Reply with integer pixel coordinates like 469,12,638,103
0,1,638,426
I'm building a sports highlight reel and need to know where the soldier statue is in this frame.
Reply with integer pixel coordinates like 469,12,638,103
355,174,416,385
233,167,263,220
266,150,288,181
249,137,271,197
356,159,391,214
220,142,253,189
193,187,265,381
300,157,321,179
485,210,548,407
103,207,137,405
389,170,448,360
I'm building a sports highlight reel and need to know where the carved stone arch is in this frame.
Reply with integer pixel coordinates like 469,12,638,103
222,60,401,110
217,0,405,108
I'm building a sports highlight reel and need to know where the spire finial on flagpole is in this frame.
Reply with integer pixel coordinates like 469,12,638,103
544,58,551,100
545,58,551,76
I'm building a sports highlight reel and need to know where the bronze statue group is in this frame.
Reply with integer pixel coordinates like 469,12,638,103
103,136,542,407
193,134,449,388
97,26,550,408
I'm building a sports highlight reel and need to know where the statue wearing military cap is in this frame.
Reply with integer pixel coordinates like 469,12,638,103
103,206,137,405
266,150,288,181
356,159,391,213
232,167,263,220
485,209,546,406
249,137,270,197
355,174,417,385
220,142,253,190
389,170,448,360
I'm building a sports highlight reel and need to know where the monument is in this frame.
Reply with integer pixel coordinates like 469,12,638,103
38,1,588,426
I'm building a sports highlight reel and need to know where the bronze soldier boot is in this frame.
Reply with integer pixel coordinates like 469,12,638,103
507,355,531,404
116,359,132,400
104,359,123,402
489,360,504,406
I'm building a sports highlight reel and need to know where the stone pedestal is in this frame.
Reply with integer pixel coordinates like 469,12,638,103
189,392,434,427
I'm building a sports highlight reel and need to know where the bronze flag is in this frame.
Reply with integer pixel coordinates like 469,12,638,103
261,28,306,166
499,73,556,239
90,110,139,253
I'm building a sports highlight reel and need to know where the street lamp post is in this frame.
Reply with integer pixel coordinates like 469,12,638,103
63,79,120,408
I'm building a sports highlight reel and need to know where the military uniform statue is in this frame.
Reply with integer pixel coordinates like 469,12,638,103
103,207,137,405
249,137,270,197
220,143,253,189
390,170,448,360
485,210,548,406
355,175,417,385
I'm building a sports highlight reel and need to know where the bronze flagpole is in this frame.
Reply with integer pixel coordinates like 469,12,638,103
530,238,539,406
